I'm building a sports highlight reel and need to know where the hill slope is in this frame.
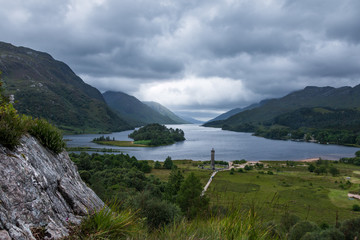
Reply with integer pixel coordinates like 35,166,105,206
0,42,132,133
103,91,185,125
206,100,270,123
204,85,360,145
205,85,360,128
143,101,189,124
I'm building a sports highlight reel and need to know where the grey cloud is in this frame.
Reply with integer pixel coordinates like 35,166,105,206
1,0,360,120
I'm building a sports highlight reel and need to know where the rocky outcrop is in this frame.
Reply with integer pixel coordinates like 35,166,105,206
0,135,104,239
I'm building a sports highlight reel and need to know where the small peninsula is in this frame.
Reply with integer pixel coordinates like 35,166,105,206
92,123,185,147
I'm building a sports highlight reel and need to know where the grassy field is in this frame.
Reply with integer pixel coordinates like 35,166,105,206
207,161,360,225
146,160,212,184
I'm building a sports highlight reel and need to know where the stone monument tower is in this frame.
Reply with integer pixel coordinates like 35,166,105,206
211,148,215,170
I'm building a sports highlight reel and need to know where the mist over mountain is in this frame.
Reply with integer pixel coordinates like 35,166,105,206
143,101,189,124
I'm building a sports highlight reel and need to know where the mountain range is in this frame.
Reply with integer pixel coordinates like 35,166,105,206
103,91,187,126
206,100,270,123
0,41,186,133
205,85,360,129
204,85,360,145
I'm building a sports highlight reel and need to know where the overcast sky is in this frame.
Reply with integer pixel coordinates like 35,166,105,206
1,0,360,121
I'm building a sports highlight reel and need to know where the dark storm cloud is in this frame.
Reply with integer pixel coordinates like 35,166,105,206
1,0,360,120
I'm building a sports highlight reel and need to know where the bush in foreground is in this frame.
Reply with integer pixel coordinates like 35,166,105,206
29,118,66,154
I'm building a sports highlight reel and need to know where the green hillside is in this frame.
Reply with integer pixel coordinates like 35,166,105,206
206,85,360,128
204,85,360,146
0,42,132,133
103,91,186,125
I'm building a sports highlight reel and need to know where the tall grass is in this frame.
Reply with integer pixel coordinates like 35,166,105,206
149,206,278,240
67,202,143,239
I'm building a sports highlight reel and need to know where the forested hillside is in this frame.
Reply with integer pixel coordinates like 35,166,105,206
205,85,360,146
0,42,132,133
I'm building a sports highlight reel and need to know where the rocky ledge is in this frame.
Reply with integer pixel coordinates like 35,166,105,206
0,135,104,239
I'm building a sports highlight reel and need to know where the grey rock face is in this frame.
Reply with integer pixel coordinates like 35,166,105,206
0,135,104,239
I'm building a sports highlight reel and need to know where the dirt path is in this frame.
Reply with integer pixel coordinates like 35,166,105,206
201,171,218,196
348,193,360,200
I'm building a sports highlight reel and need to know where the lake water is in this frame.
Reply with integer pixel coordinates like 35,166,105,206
64,124,359,161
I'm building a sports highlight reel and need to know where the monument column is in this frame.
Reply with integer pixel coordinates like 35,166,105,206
211,148,215,170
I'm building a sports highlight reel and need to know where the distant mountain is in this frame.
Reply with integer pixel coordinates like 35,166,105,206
206,100,270,123
203,85,360,146
205,85,360,129
178,115,204,124
143,101,189,124
0,42,132,133
103,91,186,125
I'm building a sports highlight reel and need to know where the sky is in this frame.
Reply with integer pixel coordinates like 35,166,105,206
1,0,360,121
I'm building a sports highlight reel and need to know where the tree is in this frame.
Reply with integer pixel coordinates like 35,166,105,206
176,172,209,218
165,169,184,202
308,164,315,172
154,161,162,169
329,167,340,177
163,156,174,169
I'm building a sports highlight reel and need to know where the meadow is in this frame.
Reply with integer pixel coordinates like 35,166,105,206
149,159,360,226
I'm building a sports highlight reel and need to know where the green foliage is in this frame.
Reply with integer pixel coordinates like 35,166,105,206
163,156,174,169
0,78,65,153
71,202,141,239
308,164,316,172
244,165,253,171
339,217,360,240
329,167,340,177
128,191,181,229
230,168,235,175
176,172,209,218
165,169,184,203
233,159,247,164
301,228,345,240
93,135,115,142
352,204,360,212
70,153,157,201
289,221,320,240
153,207,276,240
0,103,29,150
154,161,162,169
280,212,300,232
128,123,185,146
28,118,65,154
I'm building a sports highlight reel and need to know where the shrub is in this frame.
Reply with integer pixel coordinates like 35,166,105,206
163,156,174,169
340,217,360,240
352,204,360,212
0,103,29,150
280,213,300,232
154,161,162,169
128,191,181,229
289,221,319,240
329,167,340,177
302,228,345,240
308,164,315,172
74,202,142,239
244,165,253,171
28,118,65,154
230,168,235,175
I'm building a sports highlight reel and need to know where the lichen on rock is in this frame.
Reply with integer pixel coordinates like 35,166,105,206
0,135,104,239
